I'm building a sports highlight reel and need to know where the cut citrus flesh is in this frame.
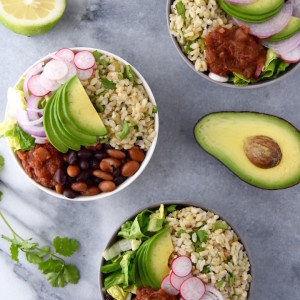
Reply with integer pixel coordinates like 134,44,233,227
0,0,66,36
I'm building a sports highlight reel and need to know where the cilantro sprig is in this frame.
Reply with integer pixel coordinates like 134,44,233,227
0,211,80,287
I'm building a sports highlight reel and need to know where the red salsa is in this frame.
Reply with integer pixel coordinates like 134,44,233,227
134,287,178,300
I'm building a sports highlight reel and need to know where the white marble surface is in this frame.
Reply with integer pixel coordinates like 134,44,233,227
0,1,300,299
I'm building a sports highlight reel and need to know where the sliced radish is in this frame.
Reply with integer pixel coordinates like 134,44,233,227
43,59,68,81
56,48,75,63
77,67,94,80
27,75,50,97
208,72,229,83
74,51,95,70
201,295,216,300
280,45,300,62
180,277,206,300
224,0,256,4
161,274,179,295
263,30,300,55
40,73,61,91
27,95,42,121
57,62,77,84
205,286,224,300
16,110,46,137
172,256,193,277
23,62,44,98
170,271,193,290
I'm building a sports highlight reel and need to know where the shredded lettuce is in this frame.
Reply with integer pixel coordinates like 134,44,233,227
105,272,125,290
107,285,128,300
147,204,165,232
120,251,136,287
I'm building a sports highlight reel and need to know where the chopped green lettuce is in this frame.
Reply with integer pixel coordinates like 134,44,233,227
120,251,136,287
147,204,165,232
107,286,128,300
105,272,125,290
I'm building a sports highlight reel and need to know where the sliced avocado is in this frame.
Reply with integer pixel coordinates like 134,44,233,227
44,93,68,153
144,227,174,289
267,17,300,42
51,87,81,151
217,0,284,23
56,84,97,146
194,112,300,190
137,242,151,287
64,76,107,136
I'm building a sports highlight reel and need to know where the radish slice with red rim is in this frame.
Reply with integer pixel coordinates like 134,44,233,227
77,67,94,80
56,48,75,63
27,95,42,121
161,274,179,295
16,110,46,137
43,59,68,81
170,271,193,290
57,62,77,84
180,277,206,300
40,73,61,91
23,62,44,98
280,45,300,62
263,30,300,55
74,51,96,70
232,0,293,39
224,0,256,5
171,256,193,277
205,286,224,300
28,75,50,97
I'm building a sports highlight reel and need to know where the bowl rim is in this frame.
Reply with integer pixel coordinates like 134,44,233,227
6,47,159,201
166,0,300,89
98,200,253,299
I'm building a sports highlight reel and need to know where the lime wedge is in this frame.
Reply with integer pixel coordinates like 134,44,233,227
0,0,66,36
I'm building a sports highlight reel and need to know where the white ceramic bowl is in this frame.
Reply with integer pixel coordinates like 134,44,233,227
6,47,159,201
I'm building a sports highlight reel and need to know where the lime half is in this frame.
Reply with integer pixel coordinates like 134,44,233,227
0,0,66,36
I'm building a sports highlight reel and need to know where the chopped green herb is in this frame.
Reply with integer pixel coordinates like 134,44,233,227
228,272,235,285
212,221,228,231
202,265,210,274
177,229,186,237
176,1,185,17
152,105,158,114
197,230,208,243
124,65,136,83
0,191,2,201
119,121,130,140
185,18,190,27
99,137,109,144
99,59,109,68
224,255,232,264
166,204,176,213
216,279,225,289
38,98,47,109
194,240,204,253
184,40,193,54
101,78,116,90
0,155,4,171
93,50,101,63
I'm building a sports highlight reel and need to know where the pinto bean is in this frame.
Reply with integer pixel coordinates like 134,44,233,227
121,161,140,177
98,181,116,192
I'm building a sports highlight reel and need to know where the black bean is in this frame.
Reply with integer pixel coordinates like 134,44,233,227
53,169,66,185
76,171,90,182
79,159,89,170
86,178,94,186
93,177,102,185
90,159,100,170
78,149,92,159
94,151,107,160
66,176,76,185
104,144,113,150
68,151,78,165
112,167,121,177
63,188,77,199
114,176,126,186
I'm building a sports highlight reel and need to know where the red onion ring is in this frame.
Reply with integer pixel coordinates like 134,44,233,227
26,95,42,121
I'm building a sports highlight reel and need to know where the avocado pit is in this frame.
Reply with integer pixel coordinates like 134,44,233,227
244,135,282,169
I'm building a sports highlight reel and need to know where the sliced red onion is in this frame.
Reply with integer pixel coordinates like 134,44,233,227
233,0,293,39
33,136,48,144
17,110,43,126
224,0,256,4
208,72,229,82
27,95,41,121
254,63,264,79
280,45,300,62
27,108,44,114
263,30,300,55
16,109,46,137
294,2,300,17
23,62,44,99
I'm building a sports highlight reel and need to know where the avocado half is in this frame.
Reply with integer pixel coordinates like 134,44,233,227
194,112,300,190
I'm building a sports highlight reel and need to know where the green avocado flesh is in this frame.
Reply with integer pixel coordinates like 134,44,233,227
194,112,300,189
217,0,284,23
267,17,300,42
44,76,106,152
137,227,174,289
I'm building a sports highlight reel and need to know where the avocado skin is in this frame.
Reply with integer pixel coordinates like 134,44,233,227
193,111,300,190
267,17,300,42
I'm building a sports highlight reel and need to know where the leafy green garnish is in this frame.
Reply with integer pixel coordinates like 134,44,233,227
228,272,235,285
197,230,208,243
184,40,193,54
176,229,186,237
216,279,225,289
119,121,130,140
94,102,104,113
38,98,47,109
202,265,210,274
166,204,176,213
120,251,136,287
101,78,116,90
176,1,185,18
0,211,80,287
93,50,101,62
0,155,4,171
1,124,35,151
152,105,158,114
124,65,136,83
212,221,228,231
224,255,232,264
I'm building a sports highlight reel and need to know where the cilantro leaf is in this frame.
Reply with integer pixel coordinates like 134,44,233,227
0,155,4,171
45,271,67,288
184,40,193,54
216,279,225,288
101,78,116,90
166,205,176,213
26,252,43,264
10,244,19,262
176,229,186,237
124,65,136,83
53,236,79,257
228,272,235,285
212,221,228,231
197,230,208,243
119,121,130,140
37,246,50,257
0,191,3,201
176,1,185,17
38,258,64,274
63,264,80,284
93,50,101,63
202,264,210,274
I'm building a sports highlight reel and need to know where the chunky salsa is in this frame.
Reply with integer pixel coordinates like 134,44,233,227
134,287,178,300
205,26,267,79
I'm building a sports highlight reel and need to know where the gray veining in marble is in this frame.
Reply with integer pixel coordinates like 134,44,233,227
0,0,300,299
